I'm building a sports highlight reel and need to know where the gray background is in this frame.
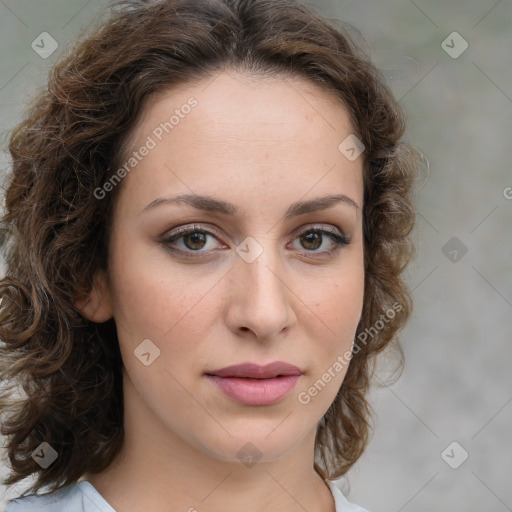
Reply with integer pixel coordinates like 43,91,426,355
0,1,511,511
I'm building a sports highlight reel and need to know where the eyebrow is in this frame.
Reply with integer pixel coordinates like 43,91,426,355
141,193,360,217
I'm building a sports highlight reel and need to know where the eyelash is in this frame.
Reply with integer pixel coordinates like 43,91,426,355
160,224,350,259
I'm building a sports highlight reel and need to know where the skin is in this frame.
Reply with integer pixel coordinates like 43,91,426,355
79,70,365,512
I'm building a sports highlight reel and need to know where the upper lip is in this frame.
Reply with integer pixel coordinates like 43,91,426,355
206,362,302,379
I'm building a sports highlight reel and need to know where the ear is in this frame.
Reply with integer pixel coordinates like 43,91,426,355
74,269,113,323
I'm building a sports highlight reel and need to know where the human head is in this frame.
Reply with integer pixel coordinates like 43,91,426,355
0,0,417,496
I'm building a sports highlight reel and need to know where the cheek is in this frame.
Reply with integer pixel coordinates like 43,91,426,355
301,266,364,394
107,240,219,360
303,256,365,340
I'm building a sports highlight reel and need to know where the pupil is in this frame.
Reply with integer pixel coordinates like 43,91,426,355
184,232,206,250
302,232,321,250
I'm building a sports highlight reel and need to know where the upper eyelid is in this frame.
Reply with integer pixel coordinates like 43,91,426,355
162,223,345,239
164,224,222,238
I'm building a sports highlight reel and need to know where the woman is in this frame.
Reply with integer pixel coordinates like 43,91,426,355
0,0,418,510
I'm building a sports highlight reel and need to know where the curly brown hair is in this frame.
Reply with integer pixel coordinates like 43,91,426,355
0,0,418,498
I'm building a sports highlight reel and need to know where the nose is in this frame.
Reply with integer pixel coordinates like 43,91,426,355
224,245,296,342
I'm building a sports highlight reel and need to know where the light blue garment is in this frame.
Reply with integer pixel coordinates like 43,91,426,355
3,481,115,512
4,479,369,511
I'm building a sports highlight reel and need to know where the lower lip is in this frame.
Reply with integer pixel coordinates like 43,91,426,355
205,375,301,406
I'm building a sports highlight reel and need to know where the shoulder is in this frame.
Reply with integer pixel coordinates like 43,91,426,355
4,481,116,512
5,479,362,512
4,485,75,512
327,480,371,512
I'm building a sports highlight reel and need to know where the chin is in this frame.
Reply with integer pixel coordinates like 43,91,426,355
187,417,316,466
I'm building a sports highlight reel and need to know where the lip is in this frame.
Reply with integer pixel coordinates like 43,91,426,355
205,362,303,406
207,362,302,379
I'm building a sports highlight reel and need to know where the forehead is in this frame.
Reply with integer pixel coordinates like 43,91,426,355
128,71,354,150
117,71,363,213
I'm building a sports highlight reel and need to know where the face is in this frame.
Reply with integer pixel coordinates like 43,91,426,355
83,71,365,465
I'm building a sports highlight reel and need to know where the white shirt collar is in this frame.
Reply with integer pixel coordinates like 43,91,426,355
326,480,370,512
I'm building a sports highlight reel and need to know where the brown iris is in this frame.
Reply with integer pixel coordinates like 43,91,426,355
183,232,207,250
300,231,322,250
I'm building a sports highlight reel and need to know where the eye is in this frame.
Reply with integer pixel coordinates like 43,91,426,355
161,225,226,255
160,223,350,259
289,226,349,256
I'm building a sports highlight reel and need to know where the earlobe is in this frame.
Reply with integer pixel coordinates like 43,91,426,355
74,269,113,323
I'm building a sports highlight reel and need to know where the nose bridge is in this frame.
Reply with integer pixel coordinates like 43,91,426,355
229,236,293,340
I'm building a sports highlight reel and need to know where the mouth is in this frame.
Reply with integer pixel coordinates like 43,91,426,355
204,362,303,406
205,361,303,379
